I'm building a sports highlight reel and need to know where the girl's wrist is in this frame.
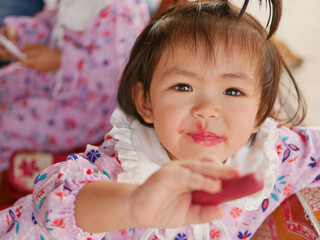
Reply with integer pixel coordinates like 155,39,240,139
75,181,139,233
122,184,143,229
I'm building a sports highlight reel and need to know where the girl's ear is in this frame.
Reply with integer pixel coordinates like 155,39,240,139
135,82,153,124
252,120,260,133
252,125,260,134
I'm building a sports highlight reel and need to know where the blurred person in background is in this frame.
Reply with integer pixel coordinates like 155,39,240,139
0,0,149,171
0,0,44,67
0,0,44,25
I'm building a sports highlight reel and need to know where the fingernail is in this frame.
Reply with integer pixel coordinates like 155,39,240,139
226,169,240,179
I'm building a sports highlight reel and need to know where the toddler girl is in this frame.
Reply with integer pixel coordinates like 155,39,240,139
0,0,149,171
1,0,319,239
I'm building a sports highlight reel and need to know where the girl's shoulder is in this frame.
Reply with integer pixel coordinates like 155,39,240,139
272,124,320,198
73,135,122,182
99,134,119,158
275,123,320,145
273,124,320,165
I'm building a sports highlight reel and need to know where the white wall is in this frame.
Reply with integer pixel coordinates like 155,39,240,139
276,0,320,126
232,0,320,125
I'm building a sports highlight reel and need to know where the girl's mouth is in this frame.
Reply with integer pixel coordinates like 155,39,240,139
187,131,226,146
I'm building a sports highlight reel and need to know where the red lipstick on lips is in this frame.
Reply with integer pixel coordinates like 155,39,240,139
187,122,226,146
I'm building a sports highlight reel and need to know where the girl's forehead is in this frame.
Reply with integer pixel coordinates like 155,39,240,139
154,41,262,93
158,41,260,77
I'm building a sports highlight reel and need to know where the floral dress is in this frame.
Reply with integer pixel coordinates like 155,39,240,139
1,109,320,239
0,0,149,171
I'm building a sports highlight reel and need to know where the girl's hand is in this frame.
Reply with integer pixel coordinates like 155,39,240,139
75,159,239,233
126,159,239,228
0,27,18,61
20,43,61,72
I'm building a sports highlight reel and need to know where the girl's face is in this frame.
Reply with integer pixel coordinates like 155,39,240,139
135,44,261,163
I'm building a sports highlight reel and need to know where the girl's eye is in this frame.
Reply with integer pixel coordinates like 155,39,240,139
223,88,243,96
173,84,193,92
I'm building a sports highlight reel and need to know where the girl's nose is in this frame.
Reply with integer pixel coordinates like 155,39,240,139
191,101,220,120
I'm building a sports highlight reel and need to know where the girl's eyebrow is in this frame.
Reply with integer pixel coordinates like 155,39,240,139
161,68,254,85
221,72,255,85
160,67,204,81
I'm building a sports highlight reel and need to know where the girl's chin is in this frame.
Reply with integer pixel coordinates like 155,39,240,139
168,152,228,163
165,143,231,161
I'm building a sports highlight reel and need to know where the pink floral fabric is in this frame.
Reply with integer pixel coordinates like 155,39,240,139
0,0,149,171
1,121,320,239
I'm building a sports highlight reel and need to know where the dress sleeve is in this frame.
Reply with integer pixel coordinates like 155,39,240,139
222,126,320,239
273,125,320,199
31,139,123,239
2,7,56,46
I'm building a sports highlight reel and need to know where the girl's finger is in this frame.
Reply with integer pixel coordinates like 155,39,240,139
156,164,221,194
186,204,223,225
186,171,222,193
19,58,36,69
157,160,239,194
178,159,240,180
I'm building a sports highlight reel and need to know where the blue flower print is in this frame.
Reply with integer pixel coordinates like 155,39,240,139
34,173,47,185
66,153,78,161
261,198,269,212
86,149,101,163
31,213,37,225
282,143,300,163
270,175,287,202
309,157,318,168
238,230,252,239
174,233,187,240
314,175,320,182
6,209,20,234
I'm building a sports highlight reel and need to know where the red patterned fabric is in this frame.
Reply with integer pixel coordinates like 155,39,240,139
253,191,320,239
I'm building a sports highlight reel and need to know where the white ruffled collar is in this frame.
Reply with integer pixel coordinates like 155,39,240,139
224,117,279,210
109,108,279,211
109,109,170,185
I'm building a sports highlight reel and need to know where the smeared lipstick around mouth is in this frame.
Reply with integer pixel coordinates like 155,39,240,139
187,131,226,146
186,122,226,146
